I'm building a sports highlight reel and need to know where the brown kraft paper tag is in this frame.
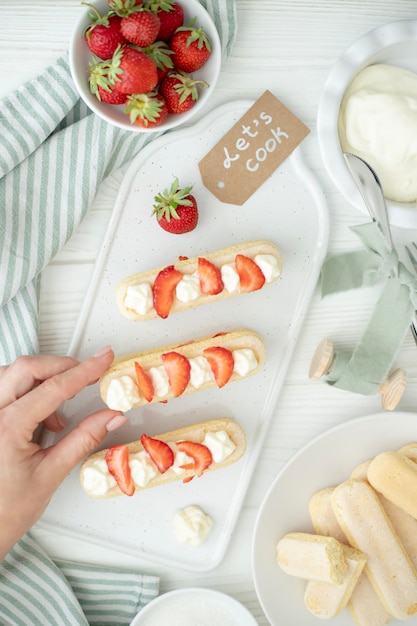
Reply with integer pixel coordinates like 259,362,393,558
198,90,310,205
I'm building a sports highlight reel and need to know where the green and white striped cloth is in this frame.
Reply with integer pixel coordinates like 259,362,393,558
0,1,236,624
0,534,159,625
0,0,237,366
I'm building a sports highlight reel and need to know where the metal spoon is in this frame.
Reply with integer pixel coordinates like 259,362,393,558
343,152,417,345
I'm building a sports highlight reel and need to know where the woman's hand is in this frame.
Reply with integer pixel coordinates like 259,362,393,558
0,346,127,560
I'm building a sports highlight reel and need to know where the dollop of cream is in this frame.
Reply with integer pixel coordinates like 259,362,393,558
82,459,116,496
129,450,158,487
124,283,153,315
189,355,214,389
172,505,213,546
255,253,281,282
338,63,417,203
148,365,169,397
221,263,240,293
175,271,200,303
106,375,140,411
232,348,257,377
203,430,236,463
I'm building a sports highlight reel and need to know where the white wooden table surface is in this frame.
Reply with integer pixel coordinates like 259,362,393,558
2,1,417,624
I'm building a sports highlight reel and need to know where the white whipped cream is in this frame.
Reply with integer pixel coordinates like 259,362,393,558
106,375,140,411
175,271,200,303
189,356,214,388
203,430,236,463
124,283,153,315
172,505,213,546
148,365,170,397
82,459,117,496
338,63,417,203
232,348,257,377
255,253,281,282
220,263,240,293
129,450,158,487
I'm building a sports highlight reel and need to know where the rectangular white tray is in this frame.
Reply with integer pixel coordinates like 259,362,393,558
38,100,329,572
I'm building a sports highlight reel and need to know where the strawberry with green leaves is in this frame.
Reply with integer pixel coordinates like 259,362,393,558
112,44,158,93
145,0,184,41
159,71,208,113
109,0,144,17
152,177,198,233
144,40,174,82
125,91,168,127
120,9,160,47
84,7,127,60
170,18,212,72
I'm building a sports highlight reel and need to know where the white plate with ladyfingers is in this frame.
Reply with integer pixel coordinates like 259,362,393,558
252,411,417,625
37,100,329,571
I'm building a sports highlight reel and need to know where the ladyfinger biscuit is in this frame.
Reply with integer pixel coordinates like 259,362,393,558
304,546,366,619
398,443,417,464
276,532,348,584
100,329,266,411
309,487,390,626
332,479,417,619
116,239,282,320
80,418,246,499
367,451,417,519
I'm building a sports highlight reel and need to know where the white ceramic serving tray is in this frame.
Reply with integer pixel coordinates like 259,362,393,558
37,100,329,572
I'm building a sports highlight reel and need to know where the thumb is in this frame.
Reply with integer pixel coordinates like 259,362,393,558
43,409,127,483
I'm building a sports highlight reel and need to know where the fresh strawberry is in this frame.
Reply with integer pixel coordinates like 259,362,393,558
97,83,127,104
203,346,234,388
198,257,224,295
145,0,184,41
134,361,154,402
144,40,174,82
121,10,160,47
105,445,135,496
84,10,127,60
141,433,174,473
170,19,211,72
161,351,191,396
176,440,212,478
125,91,168,127
152,265,183,318
235,254,266,292
109,0,143,16
159,71,207,114
111,45,158,94
152,177,198,233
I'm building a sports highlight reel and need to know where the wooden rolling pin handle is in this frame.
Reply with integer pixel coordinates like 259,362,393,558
309,339,407,411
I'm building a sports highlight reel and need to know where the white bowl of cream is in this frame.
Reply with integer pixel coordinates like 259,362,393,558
317,19,417,228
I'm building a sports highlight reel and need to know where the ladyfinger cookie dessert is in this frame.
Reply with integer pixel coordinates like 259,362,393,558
80,418,245,498
116,239,282,320
100,329,266,411
367,451,417,520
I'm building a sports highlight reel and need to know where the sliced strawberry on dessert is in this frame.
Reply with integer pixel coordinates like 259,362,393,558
105,445,135,496
140,433,174,473
134,361,154,402
176,440,213,479
235,254,266,292
203,345,234,388
161,351,191,397
198,257,224,295
152,265,183,318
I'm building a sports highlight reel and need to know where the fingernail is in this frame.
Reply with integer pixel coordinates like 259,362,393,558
93,345,112,358
106,413,128,432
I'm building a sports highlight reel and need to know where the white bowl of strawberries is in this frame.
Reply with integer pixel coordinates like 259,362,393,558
69,0,221,131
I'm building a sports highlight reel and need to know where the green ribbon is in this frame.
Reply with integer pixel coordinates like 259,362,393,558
320,221,417,395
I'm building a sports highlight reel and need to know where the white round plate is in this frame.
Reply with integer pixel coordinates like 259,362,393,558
252,411,417,625
129,587,257,625
317,19,417,229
